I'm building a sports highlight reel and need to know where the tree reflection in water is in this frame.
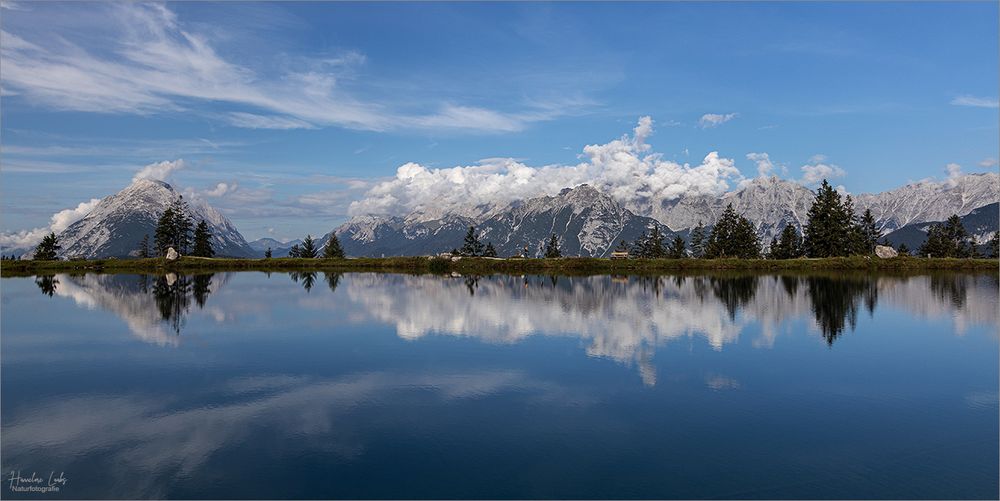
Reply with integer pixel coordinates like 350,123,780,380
324,272,342,293
34,275,59,296
804,275,878,345
150,273,216,335
289,271,317,293
711,275,759,320
153,274,193,334
34,271,994,356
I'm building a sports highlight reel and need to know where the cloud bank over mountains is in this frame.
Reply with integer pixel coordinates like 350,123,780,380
350,116,747,217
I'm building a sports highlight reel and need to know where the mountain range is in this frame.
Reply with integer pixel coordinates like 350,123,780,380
5,172,997,259
326,172,999,258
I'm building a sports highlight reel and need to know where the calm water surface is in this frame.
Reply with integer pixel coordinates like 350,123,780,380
1,271,997,499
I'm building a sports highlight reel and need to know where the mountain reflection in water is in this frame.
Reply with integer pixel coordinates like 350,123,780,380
32,271,999,384
5,270,998,499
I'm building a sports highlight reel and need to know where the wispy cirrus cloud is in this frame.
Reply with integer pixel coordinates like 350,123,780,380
950,95,999,108
0,3,587,133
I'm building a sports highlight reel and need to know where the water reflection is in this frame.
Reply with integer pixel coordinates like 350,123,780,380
31,271,999,378
34,275,59,296
289,271,318,292
6,270,998,498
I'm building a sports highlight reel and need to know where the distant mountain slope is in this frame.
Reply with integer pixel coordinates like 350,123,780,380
326,185,671,257
643,176,814,244
854,173,999,233
58,179,255,258
627,173,998,245
882,203,998,254
247,238,303,257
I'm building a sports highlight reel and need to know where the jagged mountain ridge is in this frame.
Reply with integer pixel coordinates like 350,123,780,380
333,173,997,257
326,185,672,257
854,173,1000,232
58,179,255,258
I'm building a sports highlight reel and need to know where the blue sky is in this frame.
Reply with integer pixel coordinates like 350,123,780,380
1,1,997,244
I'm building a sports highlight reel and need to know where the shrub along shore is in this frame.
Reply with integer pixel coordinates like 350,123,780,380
1,255,996,278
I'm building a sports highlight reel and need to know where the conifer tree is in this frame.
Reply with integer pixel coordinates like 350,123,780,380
689,221,706,258
299,235,318,258
943,215,973,258
897,242,910,256
614,239,629,253
767,236,780,259
858,208,880,254
483,241,497,257
170,196,193,254
770,225,804,259
323,234,345,258
264,247,272,259
667,235,686,259
154,207,176,256
33,232,61,261
138,234,151,259
988,231,999,259
919,215,974,258
635,226,666,258
460,226,484,257
703,204,761,259
192,220,215,257
803,180,854,257
544,234,561,258
288,244,302,258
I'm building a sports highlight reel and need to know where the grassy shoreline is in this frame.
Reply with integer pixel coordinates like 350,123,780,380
1,255,996,277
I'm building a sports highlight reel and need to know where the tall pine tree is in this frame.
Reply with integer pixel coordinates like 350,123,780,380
689,221,706,258
803,180,854,257
192,220,215,257
154,207,176,256
703,204,761,259
299,235,318,258
544,234,561,258
769,225,804,259
33,232,61,261
138,234,151,258
323,234,345,258
857,208,880,254
483,242,498,257
460,226,484,257
170,196,193,254
667,235,686,259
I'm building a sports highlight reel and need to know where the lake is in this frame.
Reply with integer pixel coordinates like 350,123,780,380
1,271,997,499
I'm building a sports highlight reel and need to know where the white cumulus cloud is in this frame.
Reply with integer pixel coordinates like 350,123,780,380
945,162,964,187
349,116,745,217
132,159,186,183
698,113,739,128
799,157,846,186
746,152,775,177
204,182,237,197
0,198,102,250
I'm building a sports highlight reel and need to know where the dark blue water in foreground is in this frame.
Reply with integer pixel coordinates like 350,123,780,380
1,272,997,499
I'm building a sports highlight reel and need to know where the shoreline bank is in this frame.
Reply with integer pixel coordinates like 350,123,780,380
1,255,996,277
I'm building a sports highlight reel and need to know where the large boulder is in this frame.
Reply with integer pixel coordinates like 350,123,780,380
165,247,179,261
874,245,898,259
